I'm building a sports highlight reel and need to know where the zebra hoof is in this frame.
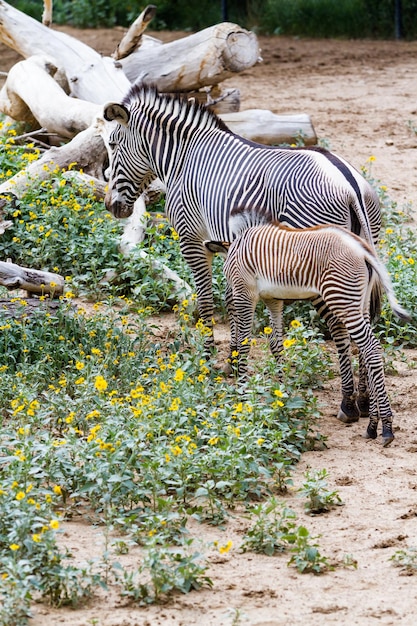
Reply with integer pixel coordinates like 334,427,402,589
357,395,370,418
382,434,395,447
365,422,378,440
382,424,395,447
337,409,359,424
337,396,360,423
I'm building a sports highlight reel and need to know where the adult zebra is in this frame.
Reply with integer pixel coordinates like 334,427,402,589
103,84,381,417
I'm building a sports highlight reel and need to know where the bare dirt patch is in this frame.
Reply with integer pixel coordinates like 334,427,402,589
1,28,417,626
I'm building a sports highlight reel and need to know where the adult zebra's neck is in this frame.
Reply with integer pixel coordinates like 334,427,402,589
123,84,231,183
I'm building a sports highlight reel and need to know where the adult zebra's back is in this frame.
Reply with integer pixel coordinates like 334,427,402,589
103,84,381,341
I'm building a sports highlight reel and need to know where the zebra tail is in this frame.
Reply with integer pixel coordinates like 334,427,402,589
369,280,382,321
349,197,382,321
364,250,412,323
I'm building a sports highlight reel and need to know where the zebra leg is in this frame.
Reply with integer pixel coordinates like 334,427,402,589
234,287,257,380
312,298,359,423
345,317,394,447
357,353,370,417
180,240,215,353
223,282,238,376
263,298,284,360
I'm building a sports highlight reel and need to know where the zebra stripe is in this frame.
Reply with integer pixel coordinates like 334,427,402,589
221,217,411,447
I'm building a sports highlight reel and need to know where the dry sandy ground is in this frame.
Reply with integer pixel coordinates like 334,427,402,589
1,27,417,626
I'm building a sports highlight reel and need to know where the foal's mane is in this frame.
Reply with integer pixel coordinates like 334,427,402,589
122,83,231,133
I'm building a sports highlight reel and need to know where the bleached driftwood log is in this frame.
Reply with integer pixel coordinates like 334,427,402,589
0,55,101,137
112,4,157,60
0,260,64,295
0,0,130,102
42,0,53,27
221,109,316,145
0,2,260,97
0,124,106,199
120,22,261,91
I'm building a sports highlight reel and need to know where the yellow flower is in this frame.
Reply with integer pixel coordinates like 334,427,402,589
257,438,265,446
15,491,25,501
385,228,394,235
49,519,60,530
9,544,20,551
274,389,284,398
75,361,84,371
290,319,302,328
408,258,415,265
169,397,181,411
283,338,296,349
174,368,185,382
94,375,108,392
53,485,62,496
367,155,376,162
219,540,233,554
32,534,42,543
263,326,273,335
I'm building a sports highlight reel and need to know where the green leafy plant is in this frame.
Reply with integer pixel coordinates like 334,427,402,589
390,547,417,574
298,469,343,514
285,526,332,574
119,538,212,604
241,498,297,556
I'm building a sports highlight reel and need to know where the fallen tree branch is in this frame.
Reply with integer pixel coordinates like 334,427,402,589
112,4,157,60
0,260,64,295
0,55,101,137
42,0,53,27
120,22,261,91
0,0,130,102
0,124,106,198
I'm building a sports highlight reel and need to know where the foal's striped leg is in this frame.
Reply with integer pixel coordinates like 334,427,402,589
224,282,238,375
344,316,394,447
263,298,284,359
233,286,257,379
312,297,359,423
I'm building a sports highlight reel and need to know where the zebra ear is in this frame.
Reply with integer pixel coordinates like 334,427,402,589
103,103,130,126
204,241,230,255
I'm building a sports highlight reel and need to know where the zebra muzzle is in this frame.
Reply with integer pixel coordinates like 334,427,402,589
104,195,134,219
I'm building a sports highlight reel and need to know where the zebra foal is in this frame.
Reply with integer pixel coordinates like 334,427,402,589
206,210,411,447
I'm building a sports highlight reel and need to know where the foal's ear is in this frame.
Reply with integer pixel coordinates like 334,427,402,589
103,103,130,126
204,241,230,255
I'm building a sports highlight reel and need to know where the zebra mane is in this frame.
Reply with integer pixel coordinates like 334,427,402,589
122,82,231,133
229,206,275,236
